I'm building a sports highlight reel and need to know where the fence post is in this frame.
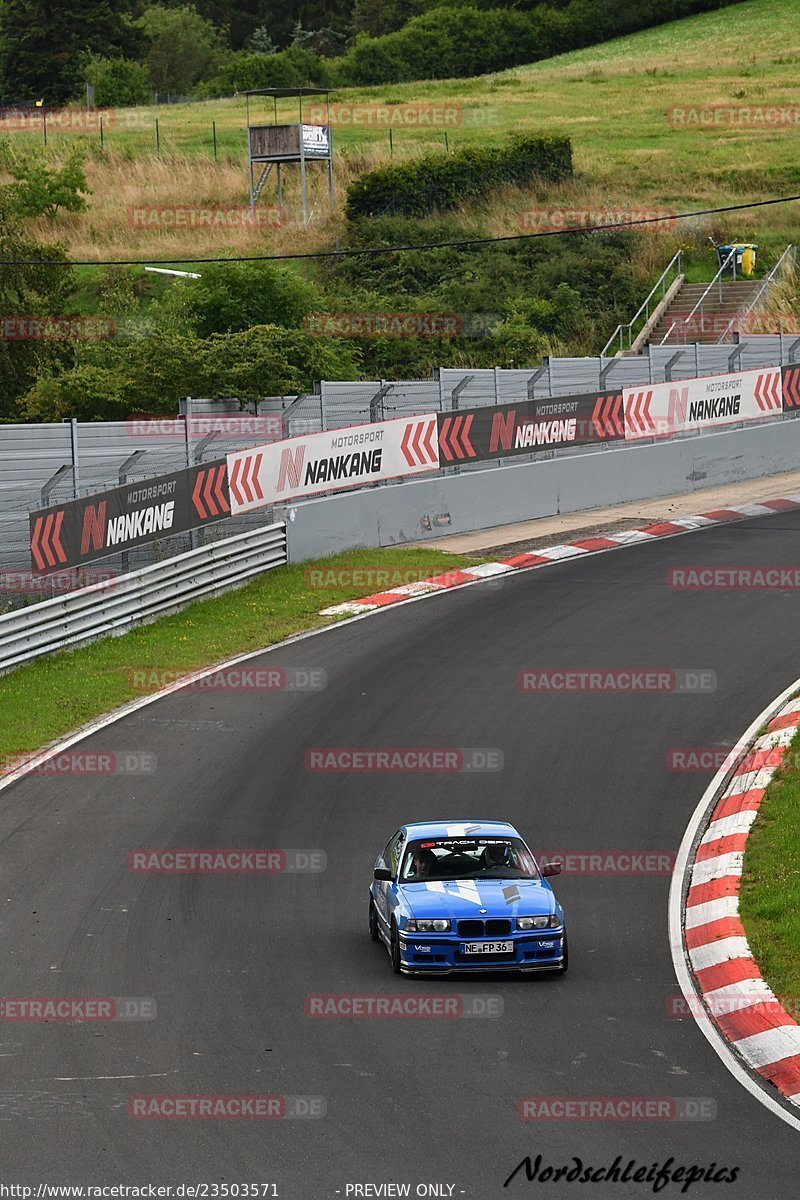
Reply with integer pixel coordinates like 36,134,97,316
69,418,81,498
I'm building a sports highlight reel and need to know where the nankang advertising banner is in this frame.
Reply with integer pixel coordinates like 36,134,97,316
226,414,440,515
623,367,782,441
30,460,230,574
436,390,624,464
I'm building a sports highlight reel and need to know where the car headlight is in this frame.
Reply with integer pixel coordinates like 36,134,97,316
517,915,561,930
406,919,451,932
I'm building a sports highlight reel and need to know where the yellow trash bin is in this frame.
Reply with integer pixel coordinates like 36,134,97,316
741,244,758,276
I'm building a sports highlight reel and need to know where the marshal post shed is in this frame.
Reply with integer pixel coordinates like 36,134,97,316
242,87,334,227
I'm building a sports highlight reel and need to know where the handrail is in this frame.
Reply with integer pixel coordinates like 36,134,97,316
659,321,677,346
601,250,682,357
716,244,796,342
678,247,738,342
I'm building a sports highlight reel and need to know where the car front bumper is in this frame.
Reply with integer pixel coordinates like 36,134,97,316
398,930,565,974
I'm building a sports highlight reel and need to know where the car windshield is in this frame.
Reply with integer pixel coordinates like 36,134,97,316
400,837,540,883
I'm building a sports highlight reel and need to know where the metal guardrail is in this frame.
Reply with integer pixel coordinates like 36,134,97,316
717,244,797,343
0,521,287,674
602,250,682,357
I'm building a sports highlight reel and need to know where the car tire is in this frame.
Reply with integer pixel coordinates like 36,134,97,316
390,921,402,974
558,934,569,975
368,898,380,942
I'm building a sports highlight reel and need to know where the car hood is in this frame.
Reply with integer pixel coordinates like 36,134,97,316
401,877,554,919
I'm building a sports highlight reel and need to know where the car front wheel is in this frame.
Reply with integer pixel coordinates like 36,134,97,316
368,898,380,942
390,921,402,974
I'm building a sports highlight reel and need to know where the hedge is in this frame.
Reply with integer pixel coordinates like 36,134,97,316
345,134,573,220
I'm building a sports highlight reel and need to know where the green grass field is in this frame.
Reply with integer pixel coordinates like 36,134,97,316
10,0,798,263
739,719,800,1001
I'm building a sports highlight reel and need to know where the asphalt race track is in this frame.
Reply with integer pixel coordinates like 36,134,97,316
3,509,800,1197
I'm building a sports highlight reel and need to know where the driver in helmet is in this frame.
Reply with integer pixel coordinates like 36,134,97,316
481,842,513,871
410,847,437,879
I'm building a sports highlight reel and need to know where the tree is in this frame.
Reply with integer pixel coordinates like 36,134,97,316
0,0,143,105
0,214,75,419
83,55,151,107
248,24,277,54
352,0,406,38
0,143,91,222
137,3,223,94
168,261,321,339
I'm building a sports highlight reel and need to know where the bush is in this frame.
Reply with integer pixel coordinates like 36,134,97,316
166,262,322,338
83,56,151,108
19,324,361,419
0,143,91,222
198,45,331,97
345,134,572,219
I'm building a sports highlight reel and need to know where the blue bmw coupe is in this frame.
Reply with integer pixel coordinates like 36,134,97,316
369,819,567,975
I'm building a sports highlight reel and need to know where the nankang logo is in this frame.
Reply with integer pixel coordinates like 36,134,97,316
105,502,176,546
277,446,306,491
304,449,383,486
80,499,176,553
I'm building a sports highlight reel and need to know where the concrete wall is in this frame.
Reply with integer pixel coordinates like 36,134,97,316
279,417,799,562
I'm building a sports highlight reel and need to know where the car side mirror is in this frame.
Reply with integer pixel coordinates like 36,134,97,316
374,867,393,881
541,860,562,877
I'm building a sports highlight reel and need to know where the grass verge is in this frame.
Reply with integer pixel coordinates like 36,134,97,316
0,546,480,762
739,719,800,1001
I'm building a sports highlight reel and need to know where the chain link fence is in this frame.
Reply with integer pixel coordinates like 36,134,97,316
2,335,798,611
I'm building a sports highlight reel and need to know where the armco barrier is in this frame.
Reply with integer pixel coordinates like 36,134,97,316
0,522,287,674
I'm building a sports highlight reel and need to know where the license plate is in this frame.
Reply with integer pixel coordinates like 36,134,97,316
460,940,514,955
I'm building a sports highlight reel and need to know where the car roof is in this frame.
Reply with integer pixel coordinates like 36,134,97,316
401,819,520,839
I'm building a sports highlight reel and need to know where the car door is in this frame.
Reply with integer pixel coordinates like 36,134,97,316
375,829,404,924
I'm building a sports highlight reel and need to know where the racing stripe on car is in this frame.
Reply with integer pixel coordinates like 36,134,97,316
682,694,800,1108
318,494,800,616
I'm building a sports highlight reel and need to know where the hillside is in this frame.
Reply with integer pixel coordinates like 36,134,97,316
6,0,795,263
